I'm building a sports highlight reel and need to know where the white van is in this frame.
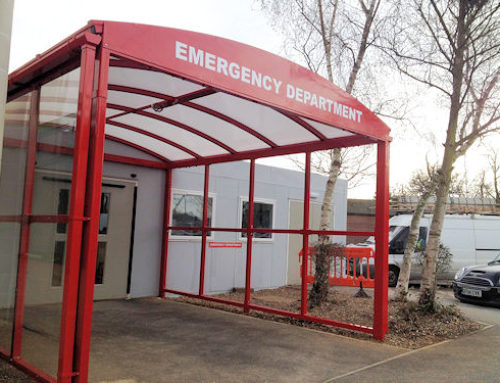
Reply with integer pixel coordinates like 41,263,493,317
357,214,500,286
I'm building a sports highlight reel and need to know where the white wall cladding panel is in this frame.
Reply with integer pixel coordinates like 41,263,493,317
193,93,320,145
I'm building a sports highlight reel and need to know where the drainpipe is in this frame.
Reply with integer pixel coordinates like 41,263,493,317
0,0,15,173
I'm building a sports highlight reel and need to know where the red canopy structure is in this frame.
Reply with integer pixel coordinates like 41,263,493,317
1,21,390,383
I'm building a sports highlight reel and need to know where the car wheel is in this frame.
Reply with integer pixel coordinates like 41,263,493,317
388,266,399,287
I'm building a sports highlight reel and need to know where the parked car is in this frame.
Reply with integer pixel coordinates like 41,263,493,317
452,252,500,306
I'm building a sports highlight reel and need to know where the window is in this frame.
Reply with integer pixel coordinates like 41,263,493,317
241,200,274,239
99,193,111,234
171,191,213,237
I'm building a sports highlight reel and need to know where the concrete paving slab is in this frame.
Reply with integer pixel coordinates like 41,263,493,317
328,325,499,383
86,298,405,383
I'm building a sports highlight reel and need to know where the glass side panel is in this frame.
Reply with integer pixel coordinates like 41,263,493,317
22,223,65,377
0,92,32,352
32,68,80,216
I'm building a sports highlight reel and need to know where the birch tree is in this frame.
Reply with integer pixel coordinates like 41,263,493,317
260,0,387,307
395,163,438,299
384,0,500,310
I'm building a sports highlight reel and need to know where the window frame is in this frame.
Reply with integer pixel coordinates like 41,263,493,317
170,188,216,241
238,196,276,242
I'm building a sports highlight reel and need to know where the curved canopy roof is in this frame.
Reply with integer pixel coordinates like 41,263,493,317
8,21,390,168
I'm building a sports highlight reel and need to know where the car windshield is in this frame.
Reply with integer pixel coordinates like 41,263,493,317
364,225,402,244
491,252,500,263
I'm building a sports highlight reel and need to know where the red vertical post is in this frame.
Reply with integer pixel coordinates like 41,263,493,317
57,44,97,383
159,169,173,298
373,141,390,340
73,47,110,383
11,89,40,359
244,159,255,314
301,152,311,315
199,164,210,296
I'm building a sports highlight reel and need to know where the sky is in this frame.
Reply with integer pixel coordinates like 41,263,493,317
8,0,499,198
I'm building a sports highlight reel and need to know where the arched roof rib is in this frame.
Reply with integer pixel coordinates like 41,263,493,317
7,21,391,167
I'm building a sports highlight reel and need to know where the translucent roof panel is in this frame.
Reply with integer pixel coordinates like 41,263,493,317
302,117,354,139
107,90,162,110
105,124,195,161
153,104,270,152
108,66,204,98
192,93,320,146
110,112,229,157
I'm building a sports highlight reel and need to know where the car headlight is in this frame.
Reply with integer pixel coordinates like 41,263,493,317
454,267,466,281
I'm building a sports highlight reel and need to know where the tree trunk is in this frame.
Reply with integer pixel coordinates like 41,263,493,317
395,181,437,300
419,0,467,311
308,148,341,308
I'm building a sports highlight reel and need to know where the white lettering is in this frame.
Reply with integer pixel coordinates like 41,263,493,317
326,99,334,113
349,107,357,121
229,62,240,79
251,71,262,88
188,46,204,66
175,41,188,61
205,52,216,71
319,96,326,111
241,66,251,84
310,94,318,108
342,105,349,118
303,90,311,105
295,87,303,103
356,110,363,123
273,79,282,94
174,42,364,125
217,57,228,76
263,76,273,91
334,102,342,115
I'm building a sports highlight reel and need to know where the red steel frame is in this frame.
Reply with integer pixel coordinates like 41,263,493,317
1,21,391,383
161,144,388,337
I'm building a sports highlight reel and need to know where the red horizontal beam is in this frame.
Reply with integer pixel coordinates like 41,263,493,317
162,289,373,335
164,289,244,308
3,137,168,169
168,226,374,236
0,215,22,222
169,135,375,169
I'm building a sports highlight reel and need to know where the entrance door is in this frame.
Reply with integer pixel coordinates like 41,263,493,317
26,170,135,305
287,200,323,285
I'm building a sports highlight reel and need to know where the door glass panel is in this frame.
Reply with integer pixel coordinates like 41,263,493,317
99,193,111,235
95,242,107,285
51,241,66,287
